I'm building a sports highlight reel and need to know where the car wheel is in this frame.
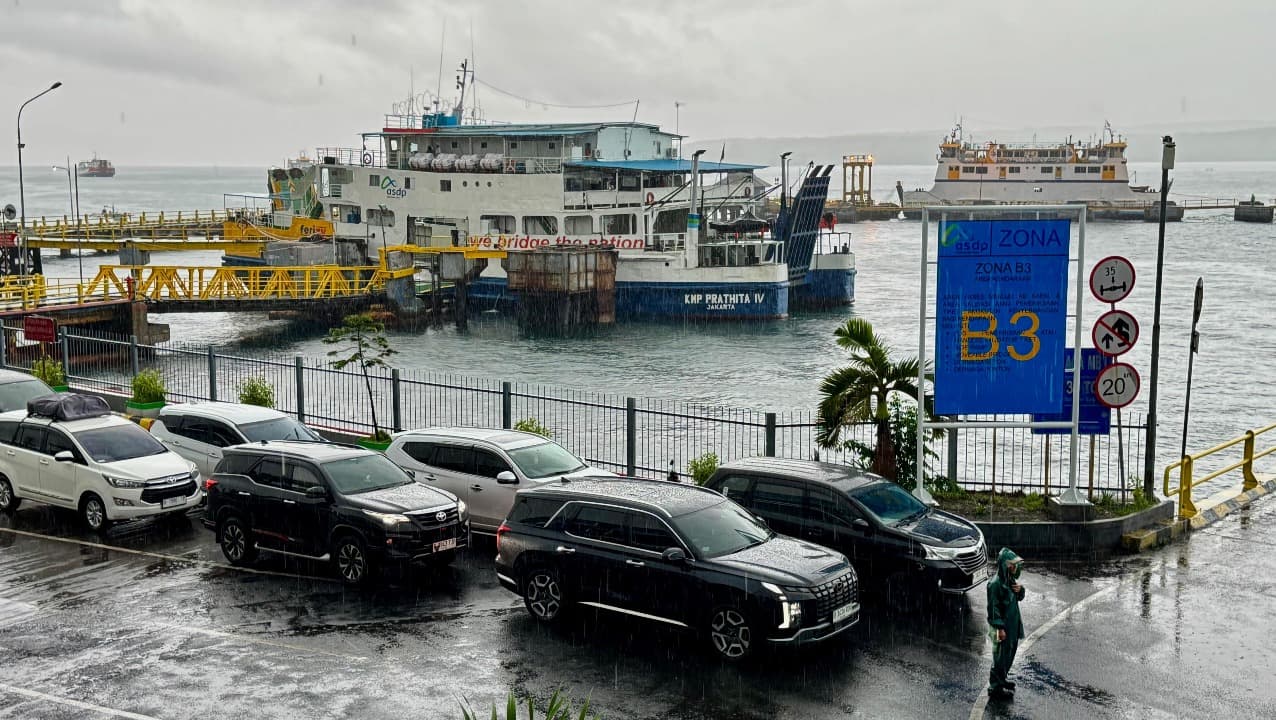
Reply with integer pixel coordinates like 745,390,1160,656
333,534,373,585
81,493,110,532
522,567,567,623
218,516,256,566
708,606,754,661
0,477,19,512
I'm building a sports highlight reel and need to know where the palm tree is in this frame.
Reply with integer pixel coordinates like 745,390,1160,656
816,318,931,479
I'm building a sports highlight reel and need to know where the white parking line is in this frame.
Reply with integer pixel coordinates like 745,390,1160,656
968,583,1119,719
0,682,162,720
0,526,334,582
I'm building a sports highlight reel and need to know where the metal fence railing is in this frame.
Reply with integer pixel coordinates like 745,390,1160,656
0,324,1147,497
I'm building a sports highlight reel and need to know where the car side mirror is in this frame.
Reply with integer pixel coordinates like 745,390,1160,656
661,547,688,564
496,471,518,485
852,518,871,531
53,450,74,463
305,486,328,500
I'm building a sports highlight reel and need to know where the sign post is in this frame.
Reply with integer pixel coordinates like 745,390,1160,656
917,205,1088,506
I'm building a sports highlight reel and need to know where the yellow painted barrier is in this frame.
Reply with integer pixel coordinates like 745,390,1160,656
83,264,414,303
1164,422,1276,520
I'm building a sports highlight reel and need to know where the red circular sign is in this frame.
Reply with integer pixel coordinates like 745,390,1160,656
1091,309,1140,357
1094,363,1140,409
1089,256,1136,304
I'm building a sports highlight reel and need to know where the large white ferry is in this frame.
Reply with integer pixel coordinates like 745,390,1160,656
902,123,1159,206
251,72,852,320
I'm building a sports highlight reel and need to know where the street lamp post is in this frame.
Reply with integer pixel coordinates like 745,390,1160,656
1143,135,1175,500
17,81,63,277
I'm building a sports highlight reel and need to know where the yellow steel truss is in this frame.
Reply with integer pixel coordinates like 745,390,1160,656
82,264,414,303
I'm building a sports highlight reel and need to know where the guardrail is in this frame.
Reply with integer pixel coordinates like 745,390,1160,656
83,264,412,303
1164,422,1276,519
20,209,258,237
0,275,127,311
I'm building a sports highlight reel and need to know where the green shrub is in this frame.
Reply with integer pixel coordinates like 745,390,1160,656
238,377,276,408
130,369,166,404
687,452,719,486
1022,493,1045,513
32,356,66,387
514,417,552,438
460,691,595,720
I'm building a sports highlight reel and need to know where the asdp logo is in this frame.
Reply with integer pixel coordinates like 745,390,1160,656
381,176,408,199
940,222,971,247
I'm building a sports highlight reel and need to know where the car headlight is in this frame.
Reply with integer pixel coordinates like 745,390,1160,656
778,600,803,629
922,543,967,560
189,469,200,482
456,499,468,520
761,581,785,596
103,475,145,489
363,510,411,528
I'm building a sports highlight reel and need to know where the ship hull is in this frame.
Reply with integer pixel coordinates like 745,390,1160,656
904,178,1154,205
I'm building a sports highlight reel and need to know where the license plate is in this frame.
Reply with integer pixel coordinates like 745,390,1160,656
161,496,185,509
433,537,457,553
832,602,859,624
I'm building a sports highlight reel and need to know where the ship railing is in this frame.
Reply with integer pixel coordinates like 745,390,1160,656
316,147,385,168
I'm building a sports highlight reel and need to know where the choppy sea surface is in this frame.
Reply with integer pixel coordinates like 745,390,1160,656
1,161,1273,471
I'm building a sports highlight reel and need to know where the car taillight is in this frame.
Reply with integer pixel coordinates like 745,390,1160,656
496,522,511,553
203,478,217,491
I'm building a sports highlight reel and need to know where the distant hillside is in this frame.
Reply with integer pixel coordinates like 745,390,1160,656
686,126,1276,166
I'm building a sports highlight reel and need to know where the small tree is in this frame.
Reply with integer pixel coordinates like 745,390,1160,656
514,417,552,438
238,377,276,408
687,452,719,486
32,356,66,387
324,313,397,440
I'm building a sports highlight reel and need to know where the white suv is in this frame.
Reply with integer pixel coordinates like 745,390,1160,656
0,398,201,531
384,427,613,533
150,402,324,479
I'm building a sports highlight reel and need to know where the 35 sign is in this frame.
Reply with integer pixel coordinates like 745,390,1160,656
935,219,1071,415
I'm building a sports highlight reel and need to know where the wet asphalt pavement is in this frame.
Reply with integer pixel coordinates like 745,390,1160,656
2,500,1275,720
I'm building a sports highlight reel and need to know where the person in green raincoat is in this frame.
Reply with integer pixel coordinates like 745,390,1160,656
986,548,1026,698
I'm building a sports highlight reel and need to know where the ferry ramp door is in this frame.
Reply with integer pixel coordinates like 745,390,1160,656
408,216,467,247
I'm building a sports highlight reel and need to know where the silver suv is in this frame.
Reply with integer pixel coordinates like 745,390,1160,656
150,402,324,479
384,427,612,533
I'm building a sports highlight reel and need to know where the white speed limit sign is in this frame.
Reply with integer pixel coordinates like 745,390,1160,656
1094,362,1140,409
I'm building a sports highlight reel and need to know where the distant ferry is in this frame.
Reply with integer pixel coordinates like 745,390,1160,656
77,156,116,178
902,123,1158,206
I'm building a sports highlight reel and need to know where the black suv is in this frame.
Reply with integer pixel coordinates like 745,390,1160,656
704,458,987,595
495,477,859,661
202,441,469,584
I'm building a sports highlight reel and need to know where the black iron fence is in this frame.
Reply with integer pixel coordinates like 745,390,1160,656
0,324,1147,498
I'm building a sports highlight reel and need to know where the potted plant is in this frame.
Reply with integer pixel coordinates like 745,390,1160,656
32,356,69,392
126,368,166,419
324,313,397,451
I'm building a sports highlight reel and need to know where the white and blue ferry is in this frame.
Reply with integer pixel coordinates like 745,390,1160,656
261,86,853,320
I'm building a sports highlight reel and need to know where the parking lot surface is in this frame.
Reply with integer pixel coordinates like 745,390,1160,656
2,500,1275,720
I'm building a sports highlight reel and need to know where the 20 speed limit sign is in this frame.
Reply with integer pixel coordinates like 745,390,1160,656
1094,362,1140,409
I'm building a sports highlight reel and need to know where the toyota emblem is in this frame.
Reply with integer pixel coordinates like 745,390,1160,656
436,511,447,522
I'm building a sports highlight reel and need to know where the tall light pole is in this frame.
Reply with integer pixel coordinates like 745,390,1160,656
1143,135,1175,500
17,81,63,277
52,159,83,283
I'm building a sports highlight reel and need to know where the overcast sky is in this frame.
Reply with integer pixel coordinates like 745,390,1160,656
3,0,1274,166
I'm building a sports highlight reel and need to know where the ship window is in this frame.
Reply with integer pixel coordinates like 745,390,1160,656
440,179,452,192
368,174,381,187
975,167,988,175
1088,166,1101,174
1075,167,1086,174
548,142,556,149
565,216,593,235
451,141,458,149
409,142,419,153
367,207,395,227
480,214,516,234
948,166,958,172
962,166,974,174
523,216,558,235
330,203,360,223
481,142,488,149
404,177,412,189
1041,167,1053,174
510,142,518,149
1008,167,1021,174
601,214,635,234
389,139,400,151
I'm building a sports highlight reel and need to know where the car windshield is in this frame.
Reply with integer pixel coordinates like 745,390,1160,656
239,417,323,443
74,424,169,463
506,440,587,479
0,379,54,412
850,482,929,525
323,453,412,494
672,500,773,559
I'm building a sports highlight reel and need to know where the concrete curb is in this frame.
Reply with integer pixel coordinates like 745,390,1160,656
1187,474,1276,531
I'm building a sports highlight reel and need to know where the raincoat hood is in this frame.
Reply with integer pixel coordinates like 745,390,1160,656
996,547,1022,584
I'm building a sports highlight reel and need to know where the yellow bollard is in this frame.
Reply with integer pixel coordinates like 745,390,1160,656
1242,431,1258,491
1178,456,1197,520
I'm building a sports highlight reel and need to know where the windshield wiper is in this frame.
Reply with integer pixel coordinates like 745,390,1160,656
896,508,928,526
